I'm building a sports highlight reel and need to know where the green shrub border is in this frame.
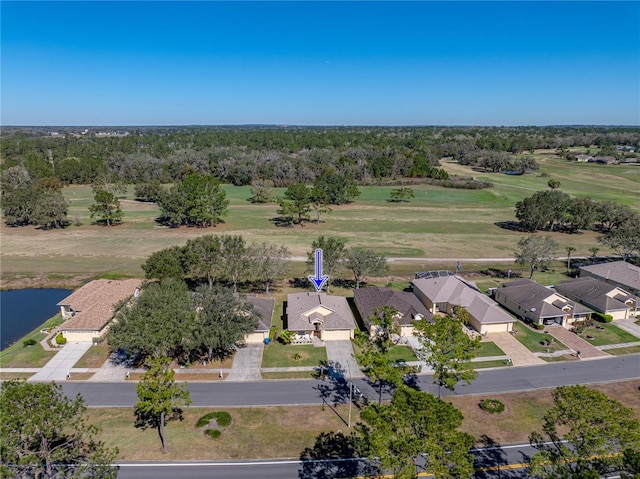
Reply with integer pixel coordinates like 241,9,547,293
479,398,506,414
55,333,67,345
205,429,222,439
592,312,613,323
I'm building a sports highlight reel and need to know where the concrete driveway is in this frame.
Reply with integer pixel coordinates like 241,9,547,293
325,340,363,379
226,343,264,381
28,342,92,382
490,332,545,366
546,325,609,359
614,318,640,339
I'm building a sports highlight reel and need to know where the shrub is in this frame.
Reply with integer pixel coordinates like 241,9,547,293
269,326,277,341
214,411,232,427
534,323,545,330
479,399,505,414
196,412,216,428
205,429,222,439
55,333,67,345
23,338,37,347
279,329,294,344
593,312,613,323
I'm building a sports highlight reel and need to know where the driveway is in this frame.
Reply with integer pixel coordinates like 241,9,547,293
226,343,264,381
490,332,545,366
324,340,364,379
546,325,609,359
28,342,92,382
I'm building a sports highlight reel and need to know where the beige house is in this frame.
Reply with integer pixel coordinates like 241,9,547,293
243,295,275,343
286,292,356,341
411,274,515,335
494,279,591,327
555,277,638,320
58,279,143,342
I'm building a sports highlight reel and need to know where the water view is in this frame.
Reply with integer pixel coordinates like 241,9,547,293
0,288,71,350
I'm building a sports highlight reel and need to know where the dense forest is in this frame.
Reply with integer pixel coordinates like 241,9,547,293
2,126,638,188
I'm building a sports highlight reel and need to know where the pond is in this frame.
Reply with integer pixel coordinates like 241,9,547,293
0,288,71,350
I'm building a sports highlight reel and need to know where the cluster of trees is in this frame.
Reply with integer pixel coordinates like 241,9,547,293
515,189,640,260
156,173,229,227
276,170,360,225
1,175,69,229
457,150,539,174
109,279,260,364
306,236,388,291
142,234,289,293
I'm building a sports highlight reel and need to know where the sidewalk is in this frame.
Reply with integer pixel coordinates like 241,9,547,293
546,325,609,359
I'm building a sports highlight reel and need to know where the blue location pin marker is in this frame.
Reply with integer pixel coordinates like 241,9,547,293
308,248,330,292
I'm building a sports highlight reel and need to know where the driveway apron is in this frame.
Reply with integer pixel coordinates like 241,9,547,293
226,343,264,381
28,342,92,382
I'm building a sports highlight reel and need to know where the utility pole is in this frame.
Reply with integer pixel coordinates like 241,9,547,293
348,360,353,428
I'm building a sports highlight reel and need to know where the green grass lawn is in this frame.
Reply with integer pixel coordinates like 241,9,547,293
579,323,640,346
73,343,111,368
387,345,418,362
478,341,506,357
512,321,569,354
261,342,327,368
5,155,638,281
0,314,64,368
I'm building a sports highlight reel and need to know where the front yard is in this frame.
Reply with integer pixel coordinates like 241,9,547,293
0,314,64,368
261,341,327,368
575,322,639,346
511,321,569,354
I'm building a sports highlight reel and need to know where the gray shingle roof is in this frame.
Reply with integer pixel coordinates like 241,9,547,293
244,295,275,332
555,277,638,313
353,286,432,328
498,279,591,318
580,261,640,293
286,292,356,331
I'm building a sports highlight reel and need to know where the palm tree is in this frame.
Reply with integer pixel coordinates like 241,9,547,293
589,247,599,260
566,246,576,273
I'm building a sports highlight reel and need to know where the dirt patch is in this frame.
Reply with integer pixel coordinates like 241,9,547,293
0,273,93,290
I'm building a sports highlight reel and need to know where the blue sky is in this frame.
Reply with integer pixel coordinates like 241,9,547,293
2,1,639,126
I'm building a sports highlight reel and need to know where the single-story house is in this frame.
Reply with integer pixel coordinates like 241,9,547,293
579,260,640,297
555,277,638,320
243,295,275,343
493,279,591,327
575,154,593,162
58,279,143,342
353,286,433,337
594,156,617,164
411,274,516,335
286,292,356,341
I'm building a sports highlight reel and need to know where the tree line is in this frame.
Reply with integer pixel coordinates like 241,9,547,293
8,125,637,191
514,188,640,260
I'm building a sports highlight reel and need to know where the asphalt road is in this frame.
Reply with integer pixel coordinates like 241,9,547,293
114,442,540,478
61,353,640,407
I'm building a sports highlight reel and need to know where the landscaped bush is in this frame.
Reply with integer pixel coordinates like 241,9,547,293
196,411,232,429
196,412,216,428
593,312,613,323
479,398,505,414
269,326,277,341
205,429,222,439
23,338,37,347
214,411,232,427
278,329,294,344
534,323,545,330
55,333,67,345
